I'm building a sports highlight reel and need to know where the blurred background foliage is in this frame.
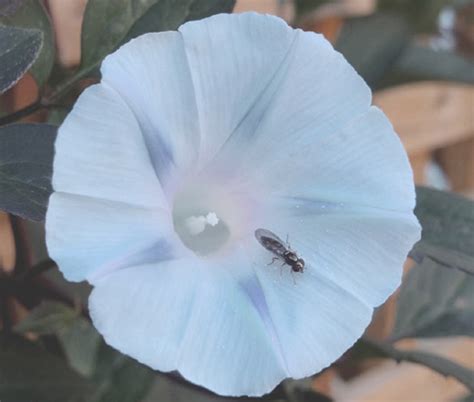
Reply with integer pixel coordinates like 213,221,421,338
0,0,474,401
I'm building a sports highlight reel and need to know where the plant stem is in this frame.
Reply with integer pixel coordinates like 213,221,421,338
364,338,474,392
0,99,43,126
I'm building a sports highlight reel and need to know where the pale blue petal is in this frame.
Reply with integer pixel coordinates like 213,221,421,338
179,13,300,165
237,106,419,306
46,193,177,282
100,32,200,193
53,84,167,209
259,208,419,307
247,107,417,213
250,247,373,379
89,258,286,397
206,25,371,176
250,109,421,306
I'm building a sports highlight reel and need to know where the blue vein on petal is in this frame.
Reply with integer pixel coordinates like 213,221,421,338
273,195,415,218
100,81,175,186
205,30,301,171
239,274,290,375
88,239,174,282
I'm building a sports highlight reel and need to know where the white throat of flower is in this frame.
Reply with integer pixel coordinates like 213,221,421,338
172,177,240,256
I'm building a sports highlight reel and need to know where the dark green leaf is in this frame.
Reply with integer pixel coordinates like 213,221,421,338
124,0,235,41
0,123,56,221
47,105,70,126
80,0,164,73
58,318,101,377
13,301,77,335
185,0,235,21
288,389,332,402
0,0,25,16
457,393,474,402
411,187,474,275
90,345,155,402
0,25,42,93
393,258,474,340
13,301,100,377
283,379,333,402
294,0,329,17
43,266,92,308
364,339,474,392
335,13,411,89
0,0,55,88
0,334,93,402
82,0,235,72
51,0,234,103
379,44,474,88
378,0,453,34
348,338,387,362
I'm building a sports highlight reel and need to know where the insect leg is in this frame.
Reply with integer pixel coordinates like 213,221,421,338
267,257,279,266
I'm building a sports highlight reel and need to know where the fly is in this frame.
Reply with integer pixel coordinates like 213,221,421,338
254,228,305,273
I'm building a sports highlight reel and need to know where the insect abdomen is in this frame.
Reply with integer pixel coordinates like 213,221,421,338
260,236,286,256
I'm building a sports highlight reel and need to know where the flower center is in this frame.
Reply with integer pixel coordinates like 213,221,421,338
172,181,232,256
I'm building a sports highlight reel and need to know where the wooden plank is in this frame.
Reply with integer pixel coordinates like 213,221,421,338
0,212,15,274
373,82,474,155
333,338,474,402
47,0,87,68
437,137,474,193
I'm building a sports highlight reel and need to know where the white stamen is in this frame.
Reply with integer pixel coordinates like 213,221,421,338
185,212,220,236
206,212,219,226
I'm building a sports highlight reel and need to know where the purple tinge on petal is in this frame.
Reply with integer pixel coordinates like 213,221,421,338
87,239,176,284
238,275,289,374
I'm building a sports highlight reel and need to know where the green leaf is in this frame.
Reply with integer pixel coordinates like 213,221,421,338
364,339,474,392
379,44,474,88
283,379,333,402
457,393,474,402
411,187,474,275
50,0,235,104
80,0,164,73
0,334,93,402
13,301,77,335
43,266,92,308
0,25,42,93
393,258,474,340
185,0,235,21
334,13,411,89
124,0,235,41
13,301,101,377
0,123,56,221
58,318,101,377
378,0,454,34
289,389,333,402
90,345,155,402
0,0,55,88
294,0,329,17
81,0,235,72
47,106,70,126
0,0,25,17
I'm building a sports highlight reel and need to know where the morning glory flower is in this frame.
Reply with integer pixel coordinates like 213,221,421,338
46,12,421,397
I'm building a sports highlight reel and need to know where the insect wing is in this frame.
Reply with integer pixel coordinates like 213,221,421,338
255,228,287,256
255,228,284,244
